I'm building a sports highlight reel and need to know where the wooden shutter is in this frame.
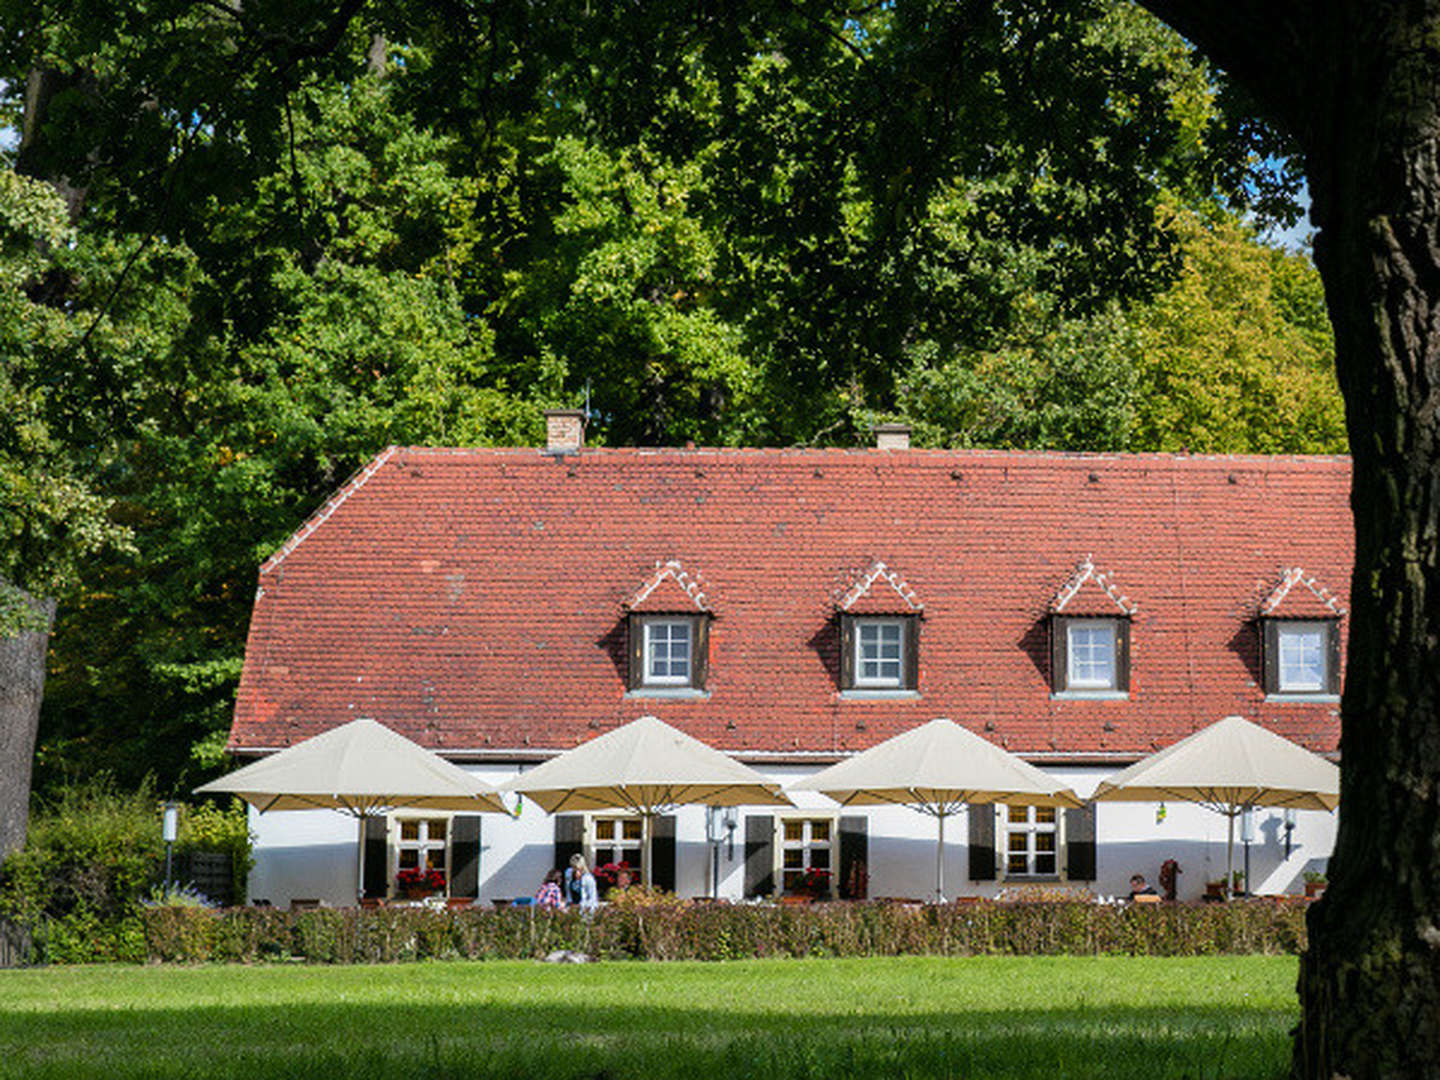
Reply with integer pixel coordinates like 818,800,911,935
450,815,482,898
839,816,869,899
968,805,996,881
840,617,855,688
1262,619,1279,693
1115,619,1131,692
627,615,644,689
1326,619,1342,694
1050,617,1069,692
903,617,920,690
1064,803,1097,882
692,615,710,689
651,815,678,891
554,814,584,871
362,815,389,899
744,814,775,897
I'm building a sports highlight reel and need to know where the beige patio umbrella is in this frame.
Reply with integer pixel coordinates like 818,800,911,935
1092,714,1339,898
501,715,791,887
789,717,1082,902
196,717,507,900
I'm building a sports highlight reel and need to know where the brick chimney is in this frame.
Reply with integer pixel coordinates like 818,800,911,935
544,409,586,454
872,423,912,450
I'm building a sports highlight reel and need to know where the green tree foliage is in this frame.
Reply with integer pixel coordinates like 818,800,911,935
0,0,1329,793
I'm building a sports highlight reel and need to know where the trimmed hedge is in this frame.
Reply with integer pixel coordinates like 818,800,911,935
135,899,1311,965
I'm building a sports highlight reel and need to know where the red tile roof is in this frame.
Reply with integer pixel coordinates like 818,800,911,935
231,447,1352,761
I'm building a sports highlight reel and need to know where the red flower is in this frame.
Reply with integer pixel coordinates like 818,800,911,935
396,867,446,892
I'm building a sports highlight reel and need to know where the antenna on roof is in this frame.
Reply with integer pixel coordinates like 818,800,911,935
583,380,593,424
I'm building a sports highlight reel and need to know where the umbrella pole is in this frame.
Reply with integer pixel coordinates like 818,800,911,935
936,812,946,904
1226,810,1235,901
643,812,654,889
356,815,366,905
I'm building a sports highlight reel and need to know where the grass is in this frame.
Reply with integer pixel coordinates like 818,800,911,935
0,955,1297,1080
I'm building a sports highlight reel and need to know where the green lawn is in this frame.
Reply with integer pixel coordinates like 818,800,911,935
0,956,1297,1080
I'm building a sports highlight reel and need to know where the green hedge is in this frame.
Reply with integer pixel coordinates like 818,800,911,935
132,899,1310,966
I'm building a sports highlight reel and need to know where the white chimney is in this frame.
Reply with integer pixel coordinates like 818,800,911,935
872,423,912,450
544,409,585,454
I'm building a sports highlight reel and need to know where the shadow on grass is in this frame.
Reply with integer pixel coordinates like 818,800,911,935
0,997,1290,1080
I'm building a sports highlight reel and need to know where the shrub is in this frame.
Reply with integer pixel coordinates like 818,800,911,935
176,799,255,900
122,897,1311,966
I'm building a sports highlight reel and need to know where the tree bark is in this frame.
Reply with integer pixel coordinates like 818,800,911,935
1134,3,1440,1077
0,589,56,861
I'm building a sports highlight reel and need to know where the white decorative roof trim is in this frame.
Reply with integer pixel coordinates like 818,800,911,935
836,560,924,612
1051,555,1139,616
260,446,399,575
1260,566,1348,616
624,559,711,612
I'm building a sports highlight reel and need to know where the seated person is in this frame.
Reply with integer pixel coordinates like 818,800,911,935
1128,873,1159,901
535,869,567,910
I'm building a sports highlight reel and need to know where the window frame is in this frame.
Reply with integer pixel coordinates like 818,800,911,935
1000,804,1060,880
392,814,452,897
774,814,837,898
1050,615,1130,697
627,613,709,691
1263,617,1341,698
588,813,646,880
840,614,919,692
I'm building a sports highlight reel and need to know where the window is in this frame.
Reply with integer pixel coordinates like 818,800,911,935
779,817,833,896
591,815,644,879
627,614,708,691
1264,618,1340,696
1004,805,1057,878
841,615,918,691
395,817,448,892
1051,616,1129,695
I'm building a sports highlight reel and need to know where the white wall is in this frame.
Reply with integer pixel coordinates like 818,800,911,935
243,761,1337,907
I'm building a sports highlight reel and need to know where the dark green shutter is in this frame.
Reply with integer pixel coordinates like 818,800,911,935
451,815,482,898
652,815,677,891
840,617,855,688
1116,619,1131,692
1327,619,1342,694
968,806,996,881
554,814,584,871
627,615,644,689
362,816,388,899
1050,617,1068,692
1262,619,1279,693
839,816,869,899
692,615,709,689
1064,803,1097,882
904,617,920,690
744,814,775,897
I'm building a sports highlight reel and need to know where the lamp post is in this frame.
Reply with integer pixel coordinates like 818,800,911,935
162,802,180,894
1240,807,1255,896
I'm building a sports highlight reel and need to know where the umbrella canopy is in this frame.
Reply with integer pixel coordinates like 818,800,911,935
196,717,508,815
1092,714,1339,896
789,717,1082,901
502,715,791,886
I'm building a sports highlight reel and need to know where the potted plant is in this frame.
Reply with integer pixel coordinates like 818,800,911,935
800,867,832,901
1304,870,1328,898
395,866,446,900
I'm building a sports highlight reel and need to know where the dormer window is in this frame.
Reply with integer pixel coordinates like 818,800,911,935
627,613,709,691
1257,568,1345,700
841,615,919,691
1051,615,1130,696
1047,557,1137,699
1264,619,1340,697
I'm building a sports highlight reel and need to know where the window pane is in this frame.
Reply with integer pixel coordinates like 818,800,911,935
1007,854,1027,874
1008,833,1027,853
784,850,804,869
596,846,616,865
400,821,420,841
622,819,642,840
426,851,446,870
784,821,804,842
595,820,615,840
398,849,418,869
1035,807,1056,824
810,820,830,842
1279,625,1326,691
1008,805,1028,824
427,819,446,841
783,870,804,891
1035,833,1056,853
810,849,830,870
1036,853,1056,875
1068,622,1116,688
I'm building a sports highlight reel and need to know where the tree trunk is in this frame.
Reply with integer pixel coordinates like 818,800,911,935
1130,4,1440,1076
1292,10,1440,1075
0,589,56,860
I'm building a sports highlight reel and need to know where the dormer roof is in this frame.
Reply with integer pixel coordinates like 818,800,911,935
1259,566,1347,619
835,560,923,615
1050,556,1138,617
624,560,712,614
